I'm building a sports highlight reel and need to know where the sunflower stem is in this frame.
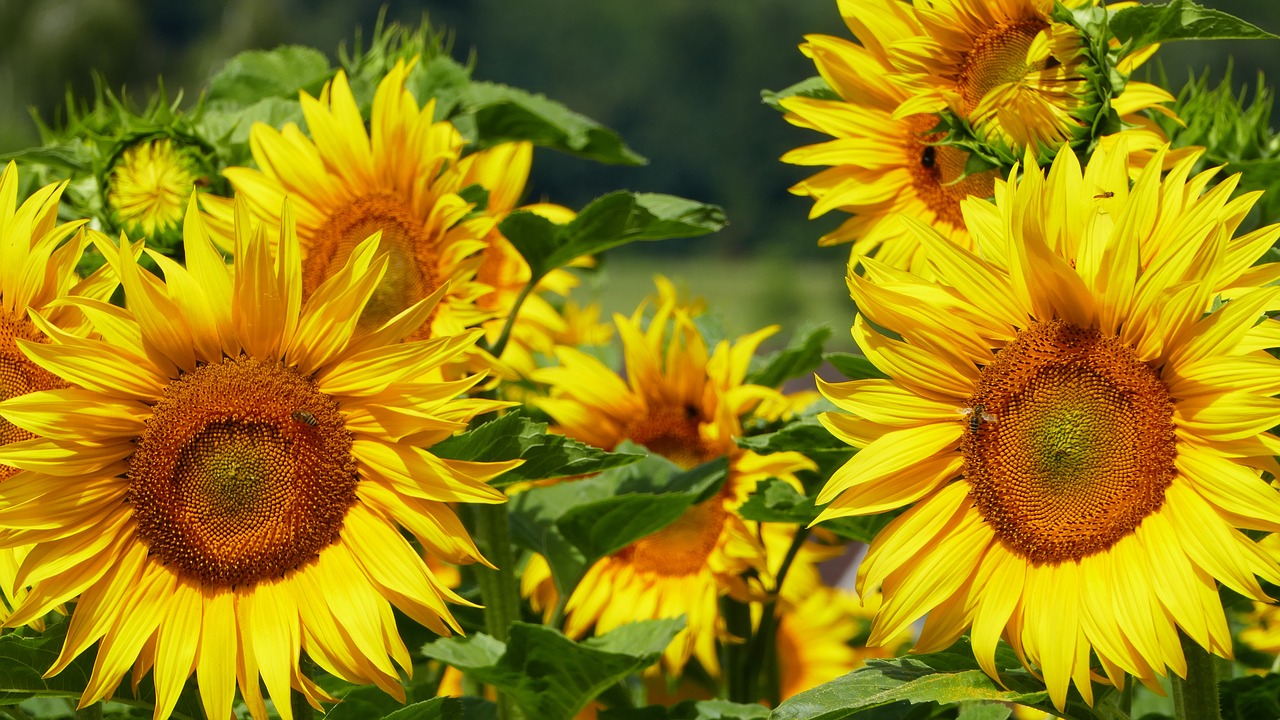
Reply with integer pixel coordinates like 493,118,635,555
740,527,809,707
472,502,523,720
1172,633,1221,720
292,657,316,720
484,281,537,360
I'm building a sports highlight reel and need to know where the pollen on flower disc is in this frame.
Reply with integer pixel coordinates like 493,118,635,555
955,18,1053,111
129,355,357,587
906,115,998,228
963,320,1176,564
308,193,441,337
619,498,727,576
0,308,66,480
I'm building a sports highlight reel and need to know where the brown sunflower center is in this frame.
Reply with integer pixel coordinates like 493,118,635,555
0,306,66,481
956,18,1051,111
627,404,718,470
906,115,998,229
129,355,357,587
619,498,726,576
964,320,1176,563
308,193,441,337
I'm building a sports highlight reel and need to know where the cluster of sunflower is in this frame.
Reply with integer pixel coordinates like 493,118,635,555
4,2,1280,720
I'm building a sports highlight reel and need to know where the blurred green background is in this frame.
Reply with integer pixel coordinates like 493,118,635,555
0,0,1276,354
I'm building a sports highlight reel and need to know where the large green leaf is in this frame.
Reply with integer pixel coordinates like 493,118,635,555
1221,675,1280,720
737,416,853,483
509,453,728,596
746,325,831,389
456,82,644,165
206,46,333,104
769,639,1122,720
430,412,642,487
1111,0,1279,49
422,620,683,720
500,192,726,282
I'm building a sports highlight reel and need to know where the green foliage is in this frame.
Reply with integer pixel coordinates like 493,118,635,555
0,616,203,718
824,352,889,381
737,478,894,544
508,451,727,599
375,697,499,720
422,620,683,720
745,324,831,389
1220,675,1280,720
760,76,839,113
454,82,645,165
205,46,333,105
500,191,728,284
770,638,1106,720
600,699,772,719
430,411,643,487
1111,0,1280,51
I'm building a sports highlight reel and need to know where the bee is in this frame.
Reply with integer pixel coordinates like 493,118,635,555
1093,190,1114,199
921,145,937,169
291,409,319,427
959,404,996,435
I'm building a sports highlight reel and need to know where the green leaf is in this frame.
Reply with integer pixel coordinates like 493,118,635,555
430,412,642,487
509,452,727,596
377,697,499,720
0,144,93,173
1220,674,1280,720
737,478,894,544
824,352,888,381
736,416,853,482
500,192,727,282
199,96,307,155
457,81,645,165
771,654,1044,720
761,76,839,112
0,616,204,718
557,458,729,561
422,620,683,720
600,700,774,720
746,325,831,389
1111,0,1280,49
956,701,1014,720
207,46,333,104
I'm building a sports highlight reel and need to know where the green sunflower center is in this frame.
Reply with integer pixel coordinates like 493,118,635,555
956,18,1050,111
619,498,726,576
129,355,357,587
963,320,1176,563
308,193,441,338
0,307,66,481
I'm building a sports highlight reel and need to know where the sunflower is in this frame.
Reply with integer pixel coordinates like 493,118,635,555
886,0,1173,153
780,0,999,272
0,163,115,624
108,138,200,240
0,199,518,719
531,283,815,676
210,59,582,379
781,0,1177,274
814,140,1280,709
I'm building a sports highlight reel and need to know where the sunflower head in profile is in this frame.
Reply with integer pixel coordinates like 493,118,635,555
0,198,519,720
0,162,116,624
815,140,1280,709
107,137,203,242
530,282,816,676
886,0,1173,154
780,0,1000,274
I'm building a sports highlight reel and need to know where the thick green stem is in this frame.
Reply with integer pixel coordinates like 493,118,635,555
291,657,316,720
740,527,810,707
472,502,523,720
1172,633,1221,720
